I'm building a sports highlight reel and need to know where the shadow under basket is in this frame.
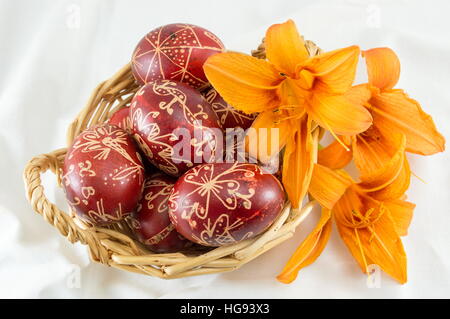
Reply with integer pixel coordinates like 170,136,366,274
23,40,322,279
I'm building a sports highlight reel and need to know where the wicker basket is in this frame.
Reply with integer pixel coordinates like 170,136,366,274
23,40,322,279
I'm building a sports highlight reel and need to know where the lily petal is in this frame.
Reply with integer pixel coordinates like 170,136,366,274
370,89,445,155
352,126,404,176
318,139,352,169
265,19,309,77
204,51,283,113
334,188,408,284
282,118,314,209
277,208,332,284
357,135,411,201
309,164,352,209
384,199,415,236
309,93,373,136
345,84,372,106
245,110,294,163
304,46,360,94
363,47,400,91
368,156,411,201
277,77,308,108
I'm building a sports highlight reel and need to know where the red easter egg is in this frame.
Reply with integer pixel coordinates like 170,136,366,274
109,107,155,173
131,23,224,89
204,88,257,130
168,162,285,246
108,107,131,132
129,173,191,253
130,79,223,177
62,124,145,225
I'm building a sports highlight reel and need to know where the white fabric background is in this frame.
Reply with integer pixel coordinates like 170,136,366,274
0,0,449,298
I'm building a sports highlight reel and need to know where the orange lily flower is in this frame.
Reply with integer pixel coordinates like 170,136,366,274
334,142,414,284
318,47,445,174
279,137,414,283
204,20,373,208
277,163,352,283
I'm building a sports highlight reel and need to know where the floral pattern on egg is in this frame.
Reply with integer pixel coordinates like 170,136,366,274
131,23,224,89
130,80,223,177
204,88,257,130
62,124,145,225
168,162,285,246
129,172,191,253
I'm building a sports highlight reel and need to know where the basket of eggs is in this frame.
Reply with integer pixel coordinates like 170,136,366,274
23,20,445,283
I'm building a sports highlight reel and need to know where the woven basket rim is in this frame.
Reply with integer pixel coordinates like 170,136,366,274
22,40,322,279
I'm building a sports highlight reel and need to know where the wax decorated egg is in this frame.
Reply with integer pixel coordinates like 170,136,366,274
108,107,131,132
129,173,191,252
62,124,145,225
130,79,223,177
108,107,155,172
168,162,285,246
204,88,257,130
131,23,224,89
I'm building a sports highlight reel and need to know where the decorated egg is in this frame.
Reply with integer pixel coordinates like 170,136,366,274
204,88,257,130
108,107,155,172
129,173,191,252
108,107,131,132
131,23,224,89
130,79,223,177
168,162,285,246
62,124,145,225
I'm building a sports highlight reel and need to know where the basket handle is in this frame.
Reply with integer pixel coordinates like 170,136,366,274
23,148,111,263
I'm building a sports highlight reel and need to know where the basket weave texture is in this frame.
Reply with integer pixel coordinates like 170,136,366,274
23,40,321,279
